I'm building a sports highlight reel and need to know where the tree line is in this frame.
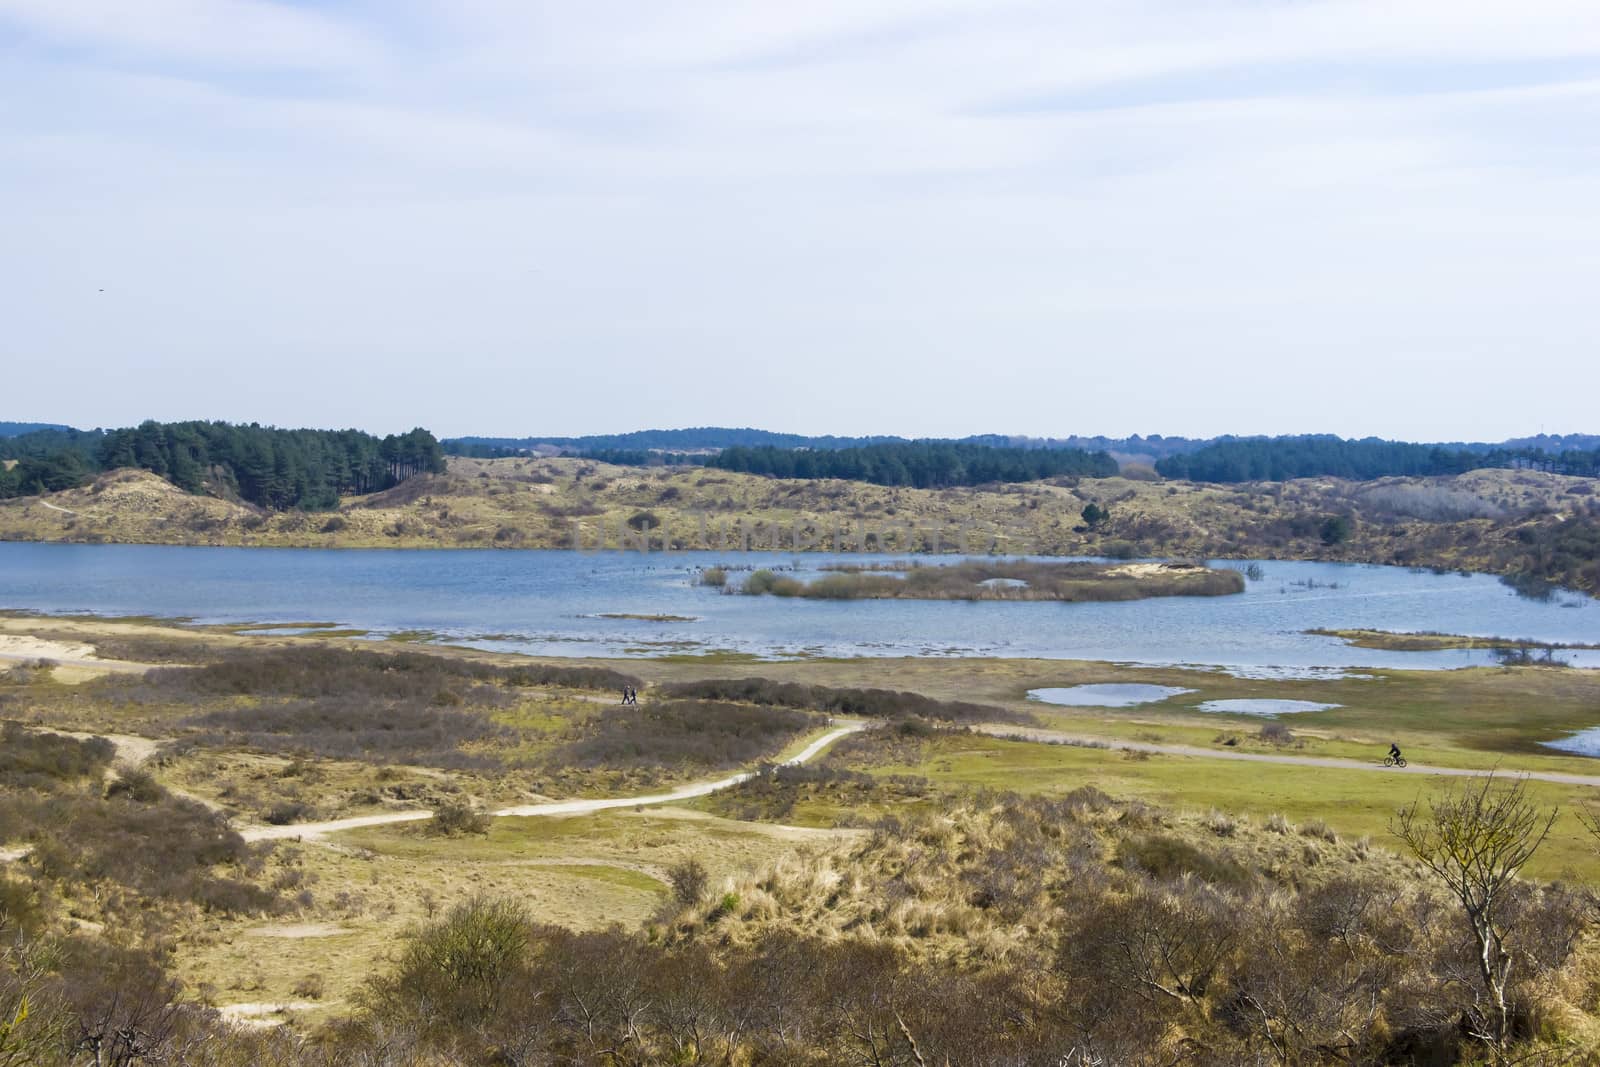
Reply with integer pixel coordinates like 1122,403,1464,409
1155,436,1600,483
705,442,1118,487
0,421,446,510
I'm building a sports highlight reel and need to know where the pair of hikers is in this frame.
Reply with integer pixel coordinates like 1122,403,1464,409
620,686,639,705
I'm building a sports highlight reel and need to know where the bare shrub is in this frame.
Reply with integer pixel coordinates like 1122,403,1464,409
429,800,491,837
1393,773,1558,1049
1257,721,1294,746
667,858,708,906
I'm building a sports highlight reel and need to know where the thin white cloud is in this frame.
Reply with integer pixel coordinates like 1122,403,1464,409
1,1,1598,438
0,0,382,70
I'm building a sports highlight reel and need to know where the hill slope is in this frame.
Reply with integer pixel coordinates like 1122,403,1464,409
1,457,1596,592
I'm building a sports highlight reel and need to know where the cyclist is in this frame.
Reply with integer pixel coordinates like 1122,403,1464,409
1388,741,1403,764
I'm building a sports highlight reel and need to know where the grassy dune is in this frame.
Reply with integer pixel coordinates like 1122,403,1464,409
6,613,1600,1059
1,458,1595,593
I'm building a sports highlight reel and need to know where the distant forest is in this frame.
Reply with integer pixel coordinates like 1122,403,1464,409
0,421,72,438
1156,437,1600,483
705,442,1117,487
445,427,1600,464
443,427,1208,457
0,421,444,509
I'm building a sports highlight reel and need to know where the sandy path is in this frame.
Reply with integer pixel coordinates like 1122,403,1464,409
240,723,865,842
40,500,78,516
978,725,1600,788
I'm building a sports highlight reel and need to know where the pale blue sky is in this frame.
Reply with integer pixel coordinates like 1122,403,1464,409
3,1,1598,440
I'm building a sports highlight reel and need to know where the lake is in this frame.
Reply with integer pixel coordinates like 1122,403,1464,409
1,542,1597,675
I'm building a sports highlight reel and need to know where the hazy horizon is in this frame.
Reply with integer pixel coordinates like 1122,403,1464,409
6,414,1598,448
6,1,1600,440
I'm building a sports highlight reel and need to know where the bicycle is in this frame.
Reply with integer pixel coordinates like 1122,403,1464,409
1384,754,1407,768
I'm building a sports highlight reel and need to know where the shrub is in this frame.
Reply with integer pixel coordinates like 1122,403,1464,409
743,570,803,596
697,566,728,588
549,701,819,770
658,678,1033,726
1257,721,1294,746
263,800,316,825
1116,833,1253,887
380,895,533,1026
105,768,164,804
429,800,491,837
1299,819,1339,843
667,858,708,905
0,723,115,788
291,973,326,1000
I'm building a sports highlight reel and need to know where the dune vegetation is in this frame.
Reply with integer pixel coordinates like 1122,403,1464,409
740,558,1245,601
3,614,1600,1064
2,455,1596,594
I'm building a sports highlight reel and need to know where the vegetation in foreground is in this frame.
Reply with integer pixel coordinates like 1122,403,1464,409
9,778,1600,1065
3,620,1600,1064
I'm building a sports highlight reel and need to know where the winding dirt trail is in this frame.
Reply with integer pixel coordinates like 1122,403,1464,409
977,725,1600,788
240,723,865,842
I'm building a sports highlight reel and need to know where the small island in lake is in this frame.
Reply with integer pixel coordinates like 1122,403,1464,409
740,560,1245,602
1308,628,1600,652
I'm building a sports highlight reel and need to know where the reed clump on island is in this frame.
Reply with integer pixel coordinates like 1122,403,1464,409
740,558,1246,602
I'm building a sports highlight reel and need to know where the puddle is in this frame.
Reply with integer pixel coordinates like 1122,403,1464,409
1028,684,1195,708
1196,698,1341,716
1542,728,1600,758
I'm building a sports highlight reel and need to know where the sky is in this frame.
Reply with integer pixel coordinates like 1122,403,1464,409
3,1,1599,442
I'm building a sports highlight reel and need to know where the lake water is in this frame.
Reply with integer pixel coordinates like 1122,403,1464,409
1029,684,1196,707
2,543,1598,675
1196,699,1343,716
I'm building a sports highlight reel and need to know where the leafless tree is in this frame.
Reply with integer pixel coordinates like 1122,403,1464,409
1391,773,1557,1052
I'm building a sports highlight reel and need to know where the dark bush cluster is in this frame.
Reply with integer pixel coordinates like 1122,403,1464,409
706,761,930,823
180,699,511,769
4,772,273,916
548,701,819,770
659,677,1034,726
0,722,114,790
107,647,637,704
91,647,640,767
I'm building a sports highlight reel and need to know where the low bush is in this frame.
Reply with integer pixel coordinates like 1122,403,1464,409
429,799,491,837
1115,832,1254,887
549,701,819,770
658,678,1034,726
0,723,114,789
667,858,708,905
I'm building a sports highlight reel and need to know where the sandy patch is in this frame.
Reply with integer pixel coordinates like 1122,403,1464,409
1105,562,1202,579
0,846,33,863
55,730,163,769
244,923,351,939
0,634,100,662
217,1002,321,1028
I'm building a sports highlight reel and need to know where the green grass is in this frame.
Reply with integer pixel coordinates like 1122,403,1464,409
842,733,1600,880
